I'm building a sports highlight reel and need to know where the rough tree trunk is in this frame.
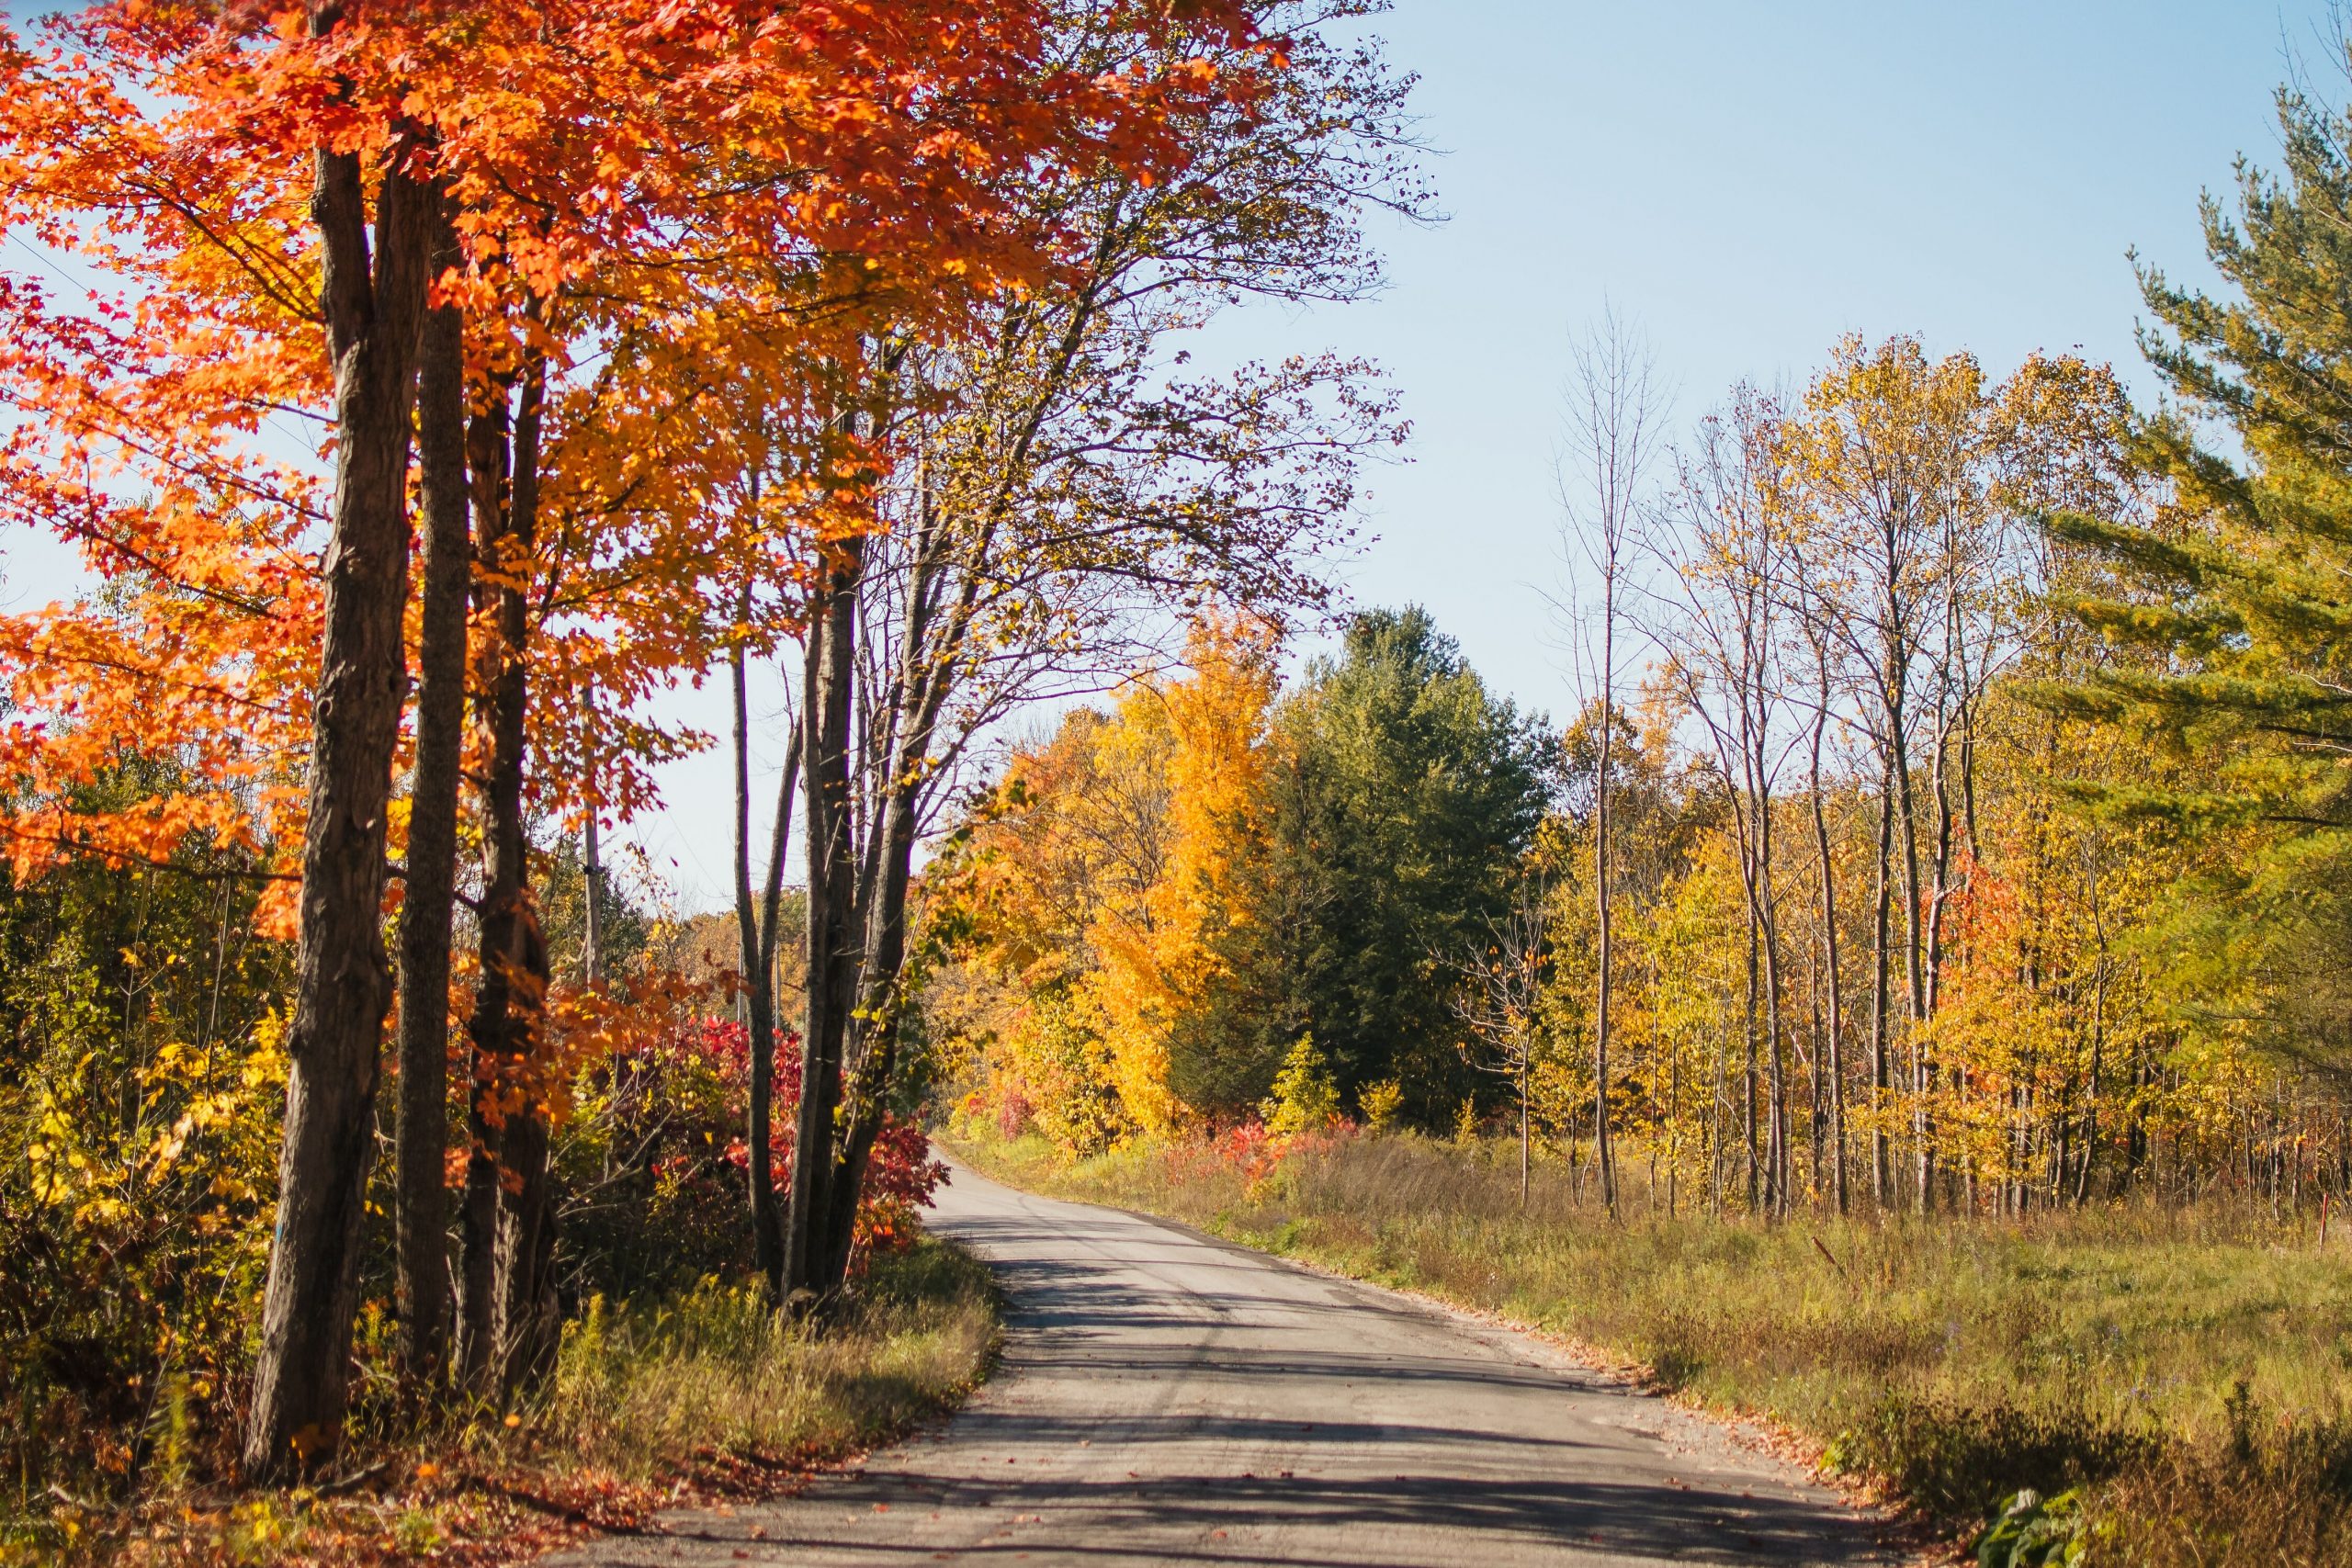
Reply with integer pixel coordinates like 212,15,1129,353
732,598,800,1304
486,354,556,1396
243,129,432,1480
458,349,555,1394
393,185,469,1387
455,373,511,1388
814,732,927,1295
786,547,861,1311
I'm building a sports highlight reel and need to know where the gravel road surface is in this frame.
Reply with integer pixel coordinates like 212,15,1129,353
552,1159,1890,1567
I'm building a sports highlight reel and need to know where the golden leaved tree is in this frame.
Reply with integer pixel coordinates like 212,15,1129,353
1086,615,1283,1131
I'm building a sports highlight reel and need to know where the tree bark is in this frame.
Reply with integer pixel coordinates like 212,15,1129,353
1592,614,1618,1217
458,345,555,1394
1807,685,1849,1215
485,353,556,1396
815,673,934,1292
1868,759,1895,1209
243,123,432,1480
732,586,800,1305
1742,910,1759,1211
1893,691,1931,1215
786,543,861,1311
393,183,469,1388
1751,728,1788,1216
453,378,510,1390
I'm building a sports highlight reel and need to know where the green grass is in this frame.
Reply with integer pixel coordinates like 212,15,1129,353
952,1126,2352,1565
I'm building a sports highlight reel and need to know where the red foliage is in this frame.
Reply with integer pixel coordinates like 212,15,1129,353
690,1019,947,1260
1156,1117,1356,1195
995,1089,1035,1141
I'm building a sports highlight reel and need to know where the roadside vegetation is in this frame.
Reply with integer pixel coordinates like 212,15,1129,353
4,0,2351,1562
51,1238,996,1568
952,1124,2352,1564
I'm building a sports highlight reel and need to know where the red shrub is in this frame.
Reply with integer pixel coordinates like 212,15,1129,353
697,1020,947,1262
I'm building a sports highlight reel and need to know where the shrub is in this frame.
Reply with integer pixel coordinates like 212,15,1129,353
557,1018,945,1298
1261,1034,1339,1136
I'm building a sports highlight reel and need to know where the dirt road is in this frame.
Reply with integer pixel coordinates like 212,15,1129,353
555,1160,1890,1566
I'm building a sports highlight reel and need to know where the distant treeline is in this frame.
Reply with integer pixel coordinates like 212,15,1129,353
938,89,2352,1216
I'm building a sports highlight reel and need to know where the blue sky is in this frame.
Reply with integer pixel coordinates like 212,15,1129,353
0,2,2328,909
554,0,2352,908
1258,0,2328,705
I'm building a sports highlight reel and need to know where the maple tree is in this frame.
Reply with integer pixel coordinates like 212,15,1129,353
0,0,1285,1480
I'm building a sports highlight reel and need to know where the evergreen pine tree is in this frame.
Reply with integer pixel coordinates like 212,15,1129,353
2041,85,2352,1066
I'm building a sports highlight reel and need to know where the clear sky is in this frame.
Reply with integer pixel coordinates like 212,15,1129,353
605,0,2347,909
0,2,2331,910
1265,0,2325,688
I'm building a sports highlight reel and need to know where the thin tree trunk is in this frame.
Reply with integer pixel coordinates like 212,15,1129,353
455,373,511,1389
451,373,507,1392
393,185,468,1388
786,544,861,1312
583,720,605,987
1894,708,1932,1215
457,346,556,1396
1520,1054,1531,1209
732,587,801,1305
1755,755,1787,1216
809,469,988,1299
243,129,431,1482
1809,693,1848,1214
1917,710,1961,1212
1743,912,1759,1212
1869,761,1895,1209
488,353,555,1398
1593,607,1618,1216
1667,1032,1680,1218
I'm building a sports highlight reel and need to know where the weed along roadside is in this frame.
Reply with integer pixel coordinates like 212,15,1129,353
35,1238,1000,1568
947,1125,2352,1566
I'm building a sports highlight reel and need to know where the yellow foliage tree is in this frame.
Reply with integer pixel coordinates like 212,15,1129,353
1087,615,1282,1130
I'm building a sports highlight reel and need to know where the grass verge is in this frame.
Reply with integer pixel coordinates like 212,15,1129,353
950,1126,2352,1566
29,1237,999,1568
